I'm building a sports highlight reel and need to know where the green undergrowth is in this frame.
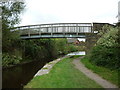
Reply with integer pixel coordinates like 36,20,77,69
81,57,120,87
25,56,102,88
2,53,22,67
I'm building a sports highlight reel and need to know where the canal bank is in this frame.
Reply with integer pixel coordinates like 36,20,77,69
24,55,103,88
2,51,86,88
24,55,119,88
34,56,69,77
34,51,86,77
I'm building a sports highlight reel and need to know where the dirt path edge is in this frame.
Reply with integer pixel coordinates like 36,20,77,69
72,56,119,89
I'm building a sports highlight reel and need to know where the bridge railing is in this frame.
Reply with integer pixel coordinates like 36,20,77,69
11,23,93,37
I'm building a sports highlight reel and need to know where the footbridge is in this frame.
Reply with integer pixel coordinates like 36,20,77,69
12,23,99,39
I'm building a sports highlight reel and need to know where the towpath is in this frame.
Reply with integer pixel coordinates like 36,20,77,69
72,57,118,89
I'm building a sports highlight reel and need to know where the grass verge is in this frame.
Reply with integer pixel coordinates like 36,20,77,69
81,57,119,87
25,55,102,88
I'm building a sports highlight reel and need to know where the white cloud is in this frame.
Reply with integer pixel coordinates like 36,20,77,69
19,0,120,26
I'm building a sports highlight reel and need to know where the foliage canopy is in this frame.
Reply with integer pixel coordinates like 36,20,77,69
1,1,25,52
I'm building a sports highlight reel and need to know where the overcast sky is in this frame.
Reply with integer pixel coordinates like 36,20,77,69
19,0,120,26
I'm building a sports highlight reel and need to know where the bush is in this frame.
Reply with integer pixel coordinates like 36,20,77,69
97,26,118,47
54,39,79,55
66,44,78,53
54,39,67,55
89,26,120,70
89,45,119,69
24,39,57,60
2,38,81,68
2,53,22,67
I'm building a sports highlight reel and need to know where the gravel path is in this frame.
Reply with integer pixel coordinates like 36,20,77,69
72,57,119,89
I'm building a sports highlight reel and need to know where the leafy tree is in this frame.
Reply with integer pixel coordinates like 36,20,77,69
1,1,25,52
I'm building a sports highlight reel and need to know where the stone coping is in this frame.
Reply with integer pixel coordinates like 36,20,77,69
34,56,68,77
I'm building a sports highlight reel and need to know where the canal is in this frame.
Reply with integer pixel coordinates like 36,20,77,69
2,51,85,88
2,58,51,88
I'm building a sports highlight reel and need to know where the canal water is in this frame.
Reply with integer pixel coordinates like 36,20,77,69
2,58,51,88
67,51,85,56
2,51,85,88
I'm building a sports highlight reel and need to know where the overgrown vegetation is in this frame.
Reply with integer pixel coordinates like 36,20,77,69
23,39,56,61
1,1,25,67
2,1,25,53
89,26,120,70
2,53,22,67
54,38,79,55
80,25,120,87
25,56,102,88
23,38,81,62
2,38,80,68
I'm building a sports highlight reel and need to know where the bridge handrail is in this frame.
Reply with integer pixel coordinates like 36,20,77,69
11,23,93,31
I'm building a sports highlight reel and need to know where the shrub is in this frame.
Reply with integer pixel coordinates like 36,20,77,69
66,44,78,53
89,45,119,69
89,26,120,70
2,53,22,67
97,26,118,47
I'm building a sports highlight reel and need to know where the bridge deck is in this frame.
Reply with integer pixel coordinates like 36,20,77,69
12,23,96,39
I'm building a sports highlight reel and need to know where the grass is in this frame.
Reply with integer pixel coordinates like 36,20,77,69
25,55,102,88
81,57,120,87
42,67,48,69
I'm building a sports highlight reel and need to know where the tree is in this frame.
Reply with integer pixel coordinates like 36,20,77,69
1,1,25,52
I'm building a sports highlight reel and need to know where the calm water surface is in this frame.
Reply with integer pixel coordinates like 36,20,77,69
2,58,51,88
67,51,86,56
2,51,85,88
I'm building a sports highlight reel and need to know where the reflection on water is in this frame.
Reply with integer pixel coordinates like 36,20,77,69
2,58,51,88
67,51,86,56
2,51,85,88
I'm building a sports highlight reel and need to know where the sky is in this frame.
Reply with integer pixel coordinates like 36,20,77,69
19,0,120,26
